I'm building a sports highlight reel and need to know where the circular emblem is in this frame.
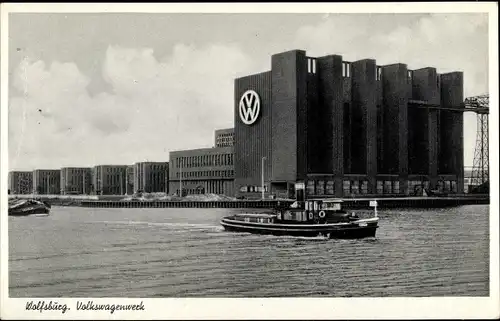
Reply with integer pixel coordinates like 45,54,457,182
239,90,260,125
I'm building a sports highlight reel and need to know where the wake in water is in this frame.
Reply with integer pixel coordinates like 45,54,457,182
88,220,220,230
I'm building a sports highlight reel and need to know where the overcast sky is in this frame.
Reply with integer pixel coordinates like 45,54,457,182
7,13,489,171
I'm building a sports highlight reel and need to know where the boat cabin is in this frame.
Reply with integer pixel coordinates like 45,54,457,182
228,199,363,225
274,199,357,224
233,213,276,224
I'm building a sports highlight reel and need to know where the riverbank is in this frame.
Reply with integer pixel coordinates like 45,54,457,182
9,194,489,209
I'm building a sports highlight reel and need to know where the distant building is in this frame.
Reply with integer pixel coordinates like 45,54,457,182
214,128,234,147
169,147,234,196
8,171,33,195
134,162,169,193
33,169,61,195
92,165,128,195
60,167,92,195
126,165,134,195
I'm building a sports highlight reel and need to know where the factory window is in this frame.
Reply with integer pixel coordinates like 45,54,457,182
393,181,400,194
306,180,315,196
316,180,325,195
409,180,425,195
376,181,383,194
312,59,317,74
444,180,451,193
384,180,392,194
361,180,368,194
376,66,382,81
307,58,311,73
326,180,335,195
350,180,359,195
343,180,351,195
437,76,440,88
408,70,413,83
450,181,457,193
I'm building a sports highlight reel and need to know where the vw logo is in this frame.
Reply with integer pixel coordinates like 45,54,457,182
239,90,260,125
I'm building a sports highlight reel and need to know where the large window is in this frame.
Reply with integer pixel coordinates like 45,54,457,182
351,180,359,195
361,181,368,194
451,180,457,193
306,180,315,196
343,180,351,195
384,181,392,194
316,180,325,195
326,181,334,195
376,66,382,81
393,181,400,194
342,62,351,77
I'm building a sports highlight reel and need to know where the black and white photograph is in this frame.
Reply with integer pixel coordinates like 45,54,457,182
1,2,498,320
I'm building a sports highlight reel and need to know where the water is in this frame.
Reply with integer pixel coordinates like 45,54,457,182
9,205,489,297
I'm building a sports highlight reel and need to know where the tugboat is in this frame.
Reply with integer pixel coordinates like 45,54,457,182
220,199,379,239
8,198,51,216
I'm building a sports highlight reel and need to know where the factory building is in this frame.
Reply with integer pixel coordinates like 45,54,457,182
60,167,92,195
33,169,61,195
169,146,235,196
8,171,33,195
234,49,464,199
92,165,128,195
133,162,169,193
214,128,235,147
126,165,134,195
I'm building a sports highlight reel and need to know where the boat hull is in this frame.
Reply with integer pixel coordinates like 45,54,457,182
8,200,51,217
220,218,377,239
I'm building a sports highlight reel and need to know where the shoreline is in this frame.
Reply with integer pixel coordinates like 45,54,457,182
9,195,490,209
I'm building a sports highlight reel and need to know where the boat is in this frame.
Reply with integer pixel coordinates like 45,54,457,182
220,199,379,239
8,198,51,216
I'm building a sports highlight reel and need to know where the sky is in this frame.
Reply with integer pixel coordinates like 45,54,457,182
7,12,489,171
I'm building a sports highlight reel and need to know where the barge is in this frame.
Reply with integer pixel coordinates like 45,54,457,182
220,199,379,239
8,199,51,216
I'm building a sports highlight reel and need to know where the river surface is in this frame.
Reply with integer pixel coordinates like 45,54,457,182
9,205,489,297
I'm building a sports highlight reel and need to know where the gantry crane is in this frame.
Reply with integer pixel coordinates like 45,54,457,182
464,94,489,193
